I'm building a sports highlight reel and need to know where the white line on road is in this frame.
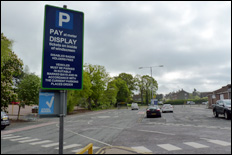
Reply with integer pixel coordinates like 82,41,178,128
201,138,231,146
184,142,209,148
55,144,82,150
29,140,53,145
131,146,152,153
10,137,31,141
2,136,21,139
157,144,182,151
41,142,66,148
1,134,13,137
138,130,175,136
19,138,41,143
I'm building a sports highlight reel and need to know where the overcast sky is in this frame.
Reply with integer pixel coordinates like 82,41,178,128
1,1,231,95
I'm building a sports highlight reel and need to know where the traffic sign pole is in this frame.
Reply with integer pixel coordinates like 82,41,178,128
59,6,67,154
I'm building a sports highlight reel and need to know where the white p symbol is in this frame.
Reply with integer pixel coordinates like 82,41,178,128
59,12,70,27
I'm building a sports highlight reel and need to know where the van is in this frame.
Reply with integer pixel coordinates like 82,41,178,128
131,103,139,110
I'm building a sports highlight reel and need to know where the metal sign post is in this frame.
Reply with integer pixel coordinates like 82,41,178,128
59,90,66,154
40,4,84,154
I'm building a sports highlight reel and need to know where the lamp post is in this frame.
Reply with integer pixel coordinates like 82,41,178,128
139,65,164,101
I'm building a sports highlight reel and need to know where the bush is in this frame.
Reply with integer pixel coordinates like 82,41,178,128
163,98,208,105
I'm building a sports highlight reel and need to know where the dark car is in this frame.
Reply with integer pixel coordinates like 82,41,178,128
146,105,161,118
1,111,10,130
213,99,231,120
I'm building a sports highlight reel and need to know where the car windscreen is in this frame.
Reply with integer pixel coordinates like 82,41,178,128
224,100,231,105
148,106,158,109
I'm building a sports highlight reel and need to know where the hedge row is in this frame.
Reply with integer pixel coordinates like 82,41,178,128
163,98,208,105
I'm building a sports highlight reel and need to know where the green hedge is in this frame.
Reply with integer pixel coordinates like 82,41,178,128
163,98,208,105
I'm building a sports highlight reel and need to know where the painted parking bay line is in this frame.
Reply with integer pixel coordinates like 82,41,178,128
10,137,31,141
2,136,21,139
157,144,182,151
184,142,209,148
29,140,53,145
131,146,152,153
55,144,82,150
138,130,175,136
201,138,231,146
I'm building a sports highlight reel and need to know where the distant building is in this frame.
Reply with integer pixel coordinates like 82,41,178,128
165,89,189,100
208,84,231,108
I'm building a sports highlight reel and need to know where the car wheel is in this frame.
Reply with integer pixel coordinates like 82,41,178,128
1,126,6,130
224,111,230,120
213,110,218,117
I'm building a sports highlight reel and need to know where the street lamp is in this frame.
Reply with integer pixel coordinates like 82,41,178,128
139,65,164,100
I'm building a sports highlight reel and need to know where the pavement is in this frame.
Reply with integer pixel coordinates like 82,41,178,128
4,105,140,154
6,104,37,121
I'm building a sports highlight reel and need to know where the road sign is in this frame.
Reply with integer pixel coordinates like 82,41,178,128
39,92,55,115
41,5,84,90
38,89,67,118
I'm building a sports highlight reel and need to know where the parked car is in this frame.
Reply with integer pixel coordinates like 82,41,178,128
213,99,231,120
131,103,139,110
146,105,161,118
1,111,10,130
202,101,208,105
187,101,195,104
161,104,173,113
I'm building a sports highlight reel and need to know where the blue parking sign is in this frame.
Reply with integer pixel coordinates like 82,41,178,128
41,5,84,90
39,92,55,115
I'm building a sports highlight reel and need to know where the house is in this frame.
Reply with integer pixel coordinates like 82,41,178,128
165,89,189,100
208,84,231,108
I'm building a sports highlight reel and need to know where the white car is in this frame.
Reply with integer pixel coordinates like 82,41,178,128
131,103,139,110
161,104,173,113
187,101,195,104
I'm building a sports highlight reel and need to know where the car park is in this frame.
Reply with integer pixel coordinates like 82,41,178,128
161,104,173,113
131,103,139,110
1,111,10,130
213,99,231,120
146,105,161,118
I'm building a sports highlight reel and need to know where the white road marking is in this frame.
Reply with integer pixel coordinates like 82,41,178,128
55,144,82,150
63,127,112,147
184,142,209,148
157,144,182,151
203,139,231,146
97,116,110,119
10,137,31,141
138,130,175,136
29,140,53,145
1,134,13,137
2,136,21,139
131,146,152,153
19,138,41,143
41,142,66,148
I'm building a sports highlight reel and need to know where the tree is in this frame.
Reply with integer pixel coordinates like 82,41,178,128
114,78,130,103
135,75,158,104
116,73,136,92
67,71,92,113
84,64,109,110
134,74,145,104
102,79,119,107
17,73,40,120
1,33,23,112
